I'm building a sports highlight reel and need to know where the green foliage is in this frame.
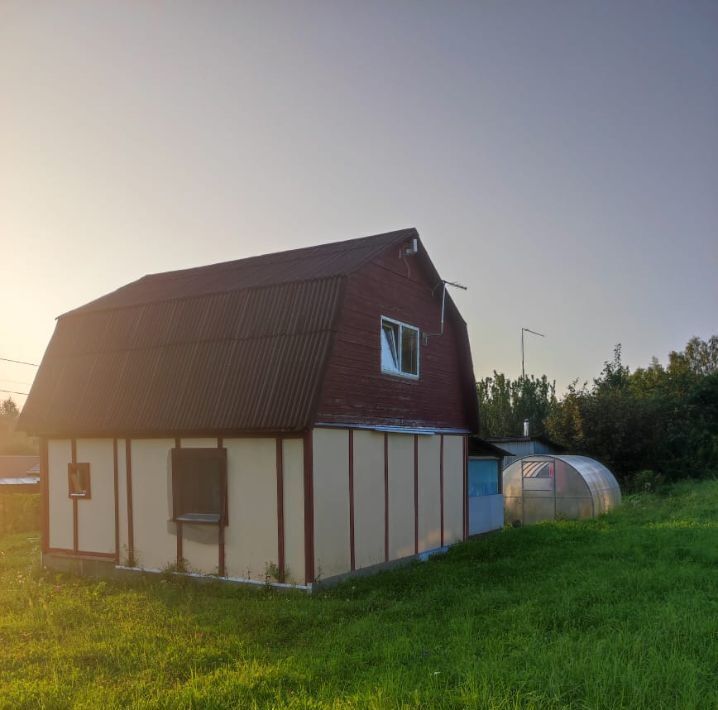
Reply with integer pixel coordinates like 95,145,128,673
2,480,718,708
630,470,666,493
478,337,718,488
0,398,37,455
0,493,40,535
546,339,718,487
477,373,557,438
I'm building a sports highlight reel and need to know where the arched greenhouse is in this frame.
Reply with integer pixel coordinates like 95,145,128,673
503,455,621,526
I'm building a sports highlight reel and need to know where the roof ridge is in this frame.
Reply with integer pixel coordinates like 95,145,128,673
142,228,416,282
61,228,416,318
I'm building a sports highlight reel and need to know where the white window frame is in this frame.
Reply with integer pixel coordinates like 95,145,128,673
380,316,420,379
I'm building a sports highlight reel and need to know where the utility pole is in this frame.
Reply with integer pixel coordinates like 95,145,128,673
521,328,545,379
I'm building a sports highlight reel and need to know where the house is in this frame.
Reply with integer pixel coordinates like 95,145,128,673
19,228,478,588
0,455,40,492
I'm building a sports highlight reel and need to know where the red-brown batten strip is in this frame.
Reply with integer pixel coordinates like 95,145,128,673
40,438,49,554
276,437,285,582
175,438,183,568
71,439,78,553
463,436,468,540
384,432,389,563
303,430,314,585
125,439,135,565
440,434,445,548
113,439,120,563
414,435,419,555
217,437,225,577
176,521,183,568
348,429,355,572
218,524,225,577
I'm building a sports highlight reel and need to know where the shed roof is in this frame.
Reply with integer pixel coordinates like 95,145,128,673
468,437,512,458
486,434,566,453
20,229,447,437
0,476,40,486
0,455,40,478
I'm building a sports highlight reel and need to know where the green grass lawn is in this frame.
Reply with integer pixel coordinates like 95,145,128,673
1,481,717,709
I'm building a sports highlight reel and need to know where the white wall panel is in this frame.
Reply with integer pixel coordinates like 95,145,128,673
75,439,115,555
47,439,73,550
130,439,176,570
224,438,278,580
312,428,350,579
353,430,385,569
282,438,305,584
418,435,442,552
387,433,415,560
443,436,465,544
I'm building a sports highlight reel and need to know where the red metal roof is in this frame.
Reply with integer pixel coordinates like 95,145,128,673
20,230,418,436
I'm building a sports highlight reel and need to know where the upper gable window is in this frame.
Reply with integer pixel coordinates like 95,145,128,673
381,317,420,378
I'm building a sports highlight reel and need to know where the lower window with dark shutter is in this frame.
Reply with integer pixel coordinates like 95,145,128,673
171,448,227,525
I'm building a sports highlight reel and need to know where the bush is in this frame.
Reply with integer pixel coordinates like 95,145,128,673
627,469,666,494
0,493,40,535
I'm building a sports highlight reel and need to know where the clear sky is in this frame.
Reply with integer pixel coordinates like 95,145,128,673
1,1,716,408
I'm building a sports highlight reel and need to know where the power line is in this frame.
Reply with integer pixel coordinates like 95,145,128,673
0,356,39,367
0,388,29,396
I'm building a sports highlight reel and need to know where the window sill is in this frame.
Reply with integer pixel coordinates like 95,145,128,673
174,513,222,525
380,370,420,381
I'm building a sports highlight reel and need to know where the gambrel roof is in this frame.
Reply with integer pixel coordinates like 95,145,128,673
22,229,472,437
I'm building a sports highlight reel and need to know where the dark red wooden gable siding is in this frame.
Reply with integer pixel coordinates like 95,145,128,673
316,247,477,431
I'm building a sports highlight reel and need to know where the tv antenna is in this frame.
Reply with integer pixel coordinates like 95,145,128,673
521,328,545,378
423,280,467,343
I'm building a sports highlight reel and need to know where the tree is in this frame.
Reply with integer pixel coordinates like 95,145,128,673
483,335,718,489
1,398,19,418
477,373,557,438
669,336,718,376
0,397,37,455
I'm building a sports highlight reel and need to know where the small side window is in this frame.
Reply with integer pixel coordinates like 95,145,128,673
380,317,420,378
171,448,228,525
68,463,91,499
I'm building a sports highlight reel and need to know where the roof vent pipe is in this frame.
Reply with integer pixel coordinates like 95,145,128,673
404,238,418,256
523,419,530,438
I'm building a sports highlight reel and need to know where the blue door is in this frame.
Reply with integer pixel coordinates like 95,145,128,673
468,458,504,535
